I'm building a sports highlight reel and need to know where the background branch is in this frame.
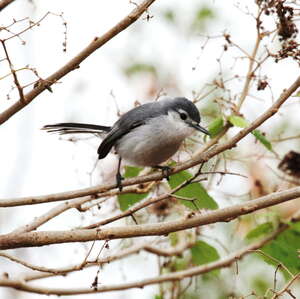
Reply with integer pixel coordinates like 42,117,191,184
0,0,157,125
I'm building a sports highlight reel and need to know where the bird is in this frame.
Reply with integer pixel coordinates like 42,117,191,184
43,97,210,190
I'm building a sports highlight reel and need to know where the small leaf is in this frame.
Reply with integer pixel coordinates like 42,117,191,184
191,240,220,275
168,170,218,210
261,228,300,275
123,166,143,178
228,115,249,128
118,193,148,211
246,222,274,240
229,116,273,151
117,166,148,211
208,117,224,137
252,130,273,151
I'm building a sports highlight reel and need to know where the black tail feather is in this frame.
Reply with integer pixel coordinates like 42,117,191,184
42,122,111,135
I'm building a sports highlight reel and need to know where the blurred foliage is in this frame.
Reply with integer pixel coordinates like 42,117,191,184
163,9,175,23
169,232,179,246
124,63,157,77
245,222,274,240
172,256,190,271
251,277,269,296
191,6,215,32
261,227,300,275
117,166,148,211
168,170,218,210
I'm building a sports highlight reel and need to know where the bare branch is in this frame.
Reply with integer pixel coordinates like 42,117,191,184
0,223,287,295
0,0,157,125
0,0,15,11
1,40,25,102
0,187,299,249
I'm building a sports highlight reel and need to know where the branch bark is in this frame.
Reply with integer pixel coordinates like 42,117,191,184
0,0,157,125
0,187,299,250
0,223,288,295
0,0,15,11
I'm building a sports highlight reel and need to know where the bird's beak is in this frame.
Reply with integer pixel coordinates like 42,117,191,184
189,122,210,135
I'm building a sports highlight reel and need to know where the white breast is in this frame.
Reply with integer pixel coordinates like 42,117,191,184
115,111,195,166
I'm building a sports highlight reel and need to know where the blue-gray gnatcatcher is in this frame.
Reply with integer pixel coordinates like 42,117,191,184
43,97,210,190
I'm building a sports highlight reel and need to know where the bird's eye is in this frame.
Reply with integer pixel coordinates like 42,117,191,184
180,113,187,120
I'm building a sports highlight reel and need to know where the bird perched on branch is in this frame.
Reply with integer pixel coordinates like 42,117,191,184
43,97,210,190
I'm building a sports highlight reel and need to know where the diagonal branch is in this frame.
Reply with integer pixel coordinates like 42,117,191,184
0,0,15,11
0,186,299,249
0,0,157,125
1,74,299,207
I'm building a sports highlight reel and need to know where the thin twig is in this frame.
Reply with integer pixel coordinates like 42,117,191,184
0,0,157,125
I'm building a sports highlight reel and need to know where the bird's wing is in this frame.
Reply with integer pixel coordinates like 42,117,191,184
97,101,168,159
97,119,145,159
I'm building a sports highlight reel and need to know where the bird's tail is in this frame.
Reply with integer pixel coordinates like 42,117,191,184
42,122,111,135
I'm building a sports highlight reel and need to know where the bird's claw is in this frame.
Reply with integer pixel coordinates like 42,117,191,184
153,165,172,181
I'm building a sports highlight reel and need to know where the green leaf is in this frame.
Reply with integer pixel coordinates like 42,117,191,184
123,166,143,178
261,228,300,275
229,116,273,151
289,221,300,232
246,222,274,240
191,240,220,275
117,166,148,211
252,130,273,151
168,170,218,210
118,193,148,211
251,277,269,295
208,117,224,137
228,115,249,128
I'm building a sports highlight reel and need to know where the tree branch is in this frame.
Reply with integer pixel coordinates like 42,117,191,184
0,0,15,11
0,187,299,249
0,223,288,295
0,0,157,125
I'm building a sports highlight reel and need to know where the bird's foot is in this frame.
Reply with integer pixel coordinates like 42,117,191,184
153,165,172,181
116,172,124,191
